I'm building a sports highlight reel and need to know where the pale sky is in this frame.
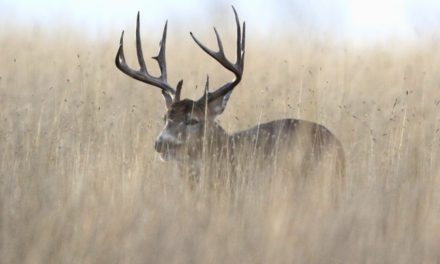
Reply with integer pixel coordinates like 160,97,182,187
1,0,440,40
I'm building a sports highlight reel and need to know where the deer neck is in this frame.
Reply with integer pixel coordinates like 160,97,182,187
185,121,231,174
179,122,234,187
201,121,230,154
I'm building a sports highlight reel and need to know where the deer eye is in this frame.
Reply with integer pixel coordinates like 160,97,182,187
185,119,199,126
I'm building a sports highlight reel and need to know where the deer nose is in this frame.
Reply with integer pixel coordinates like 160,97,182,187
154,139,164,152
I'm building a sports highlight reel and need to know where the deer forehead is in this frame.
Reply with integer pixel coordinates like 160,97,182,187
167,100,205,121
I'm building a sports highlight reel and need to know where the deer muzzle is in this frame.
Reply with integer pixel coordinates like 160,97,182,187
154,135,183,161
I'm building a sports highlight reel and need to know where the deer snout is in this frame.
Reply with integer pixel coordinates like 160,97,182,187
154,134,183,153
154,139,166,153
155,134,184,161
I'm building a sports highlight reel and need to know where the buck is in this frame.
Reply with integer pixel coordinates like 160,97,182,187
115,7,345,188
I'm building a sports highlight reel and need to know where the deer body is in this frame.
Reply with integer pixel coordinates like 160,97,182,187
155,98,344,185
115,7,345,187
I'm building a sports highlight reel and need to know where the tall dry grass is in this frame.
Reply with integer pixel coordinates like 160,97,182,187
1,17,440,264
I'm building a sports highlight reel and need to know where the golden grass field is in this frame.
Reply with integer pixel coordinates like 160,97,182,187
1,15,440,263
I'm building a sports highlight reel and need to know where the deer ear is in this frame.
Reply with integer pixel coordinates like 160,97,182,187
207,90,233,118
197,75,233,118
162,90,173,109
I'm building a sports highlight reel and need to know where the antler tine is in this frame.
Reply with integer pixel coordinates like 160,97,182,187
232,6,242,66
152,20,168,82
115,12,176,99
135,12,147,73
198,75,210,103
115,31,127,67
191,6,245,104
233,6,246,69
174,80,183,102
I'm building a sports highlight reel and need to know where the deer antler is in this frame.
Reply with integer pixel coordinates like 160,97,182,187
190,6,245,104
115,12,176,107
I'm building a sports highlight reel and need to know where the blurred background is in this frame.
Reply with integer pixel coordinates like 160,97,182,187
1,1,440,263
2,0,440,41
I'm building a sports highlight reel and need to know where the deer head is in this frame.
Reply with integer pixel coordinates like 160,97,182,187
115,7,245,163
